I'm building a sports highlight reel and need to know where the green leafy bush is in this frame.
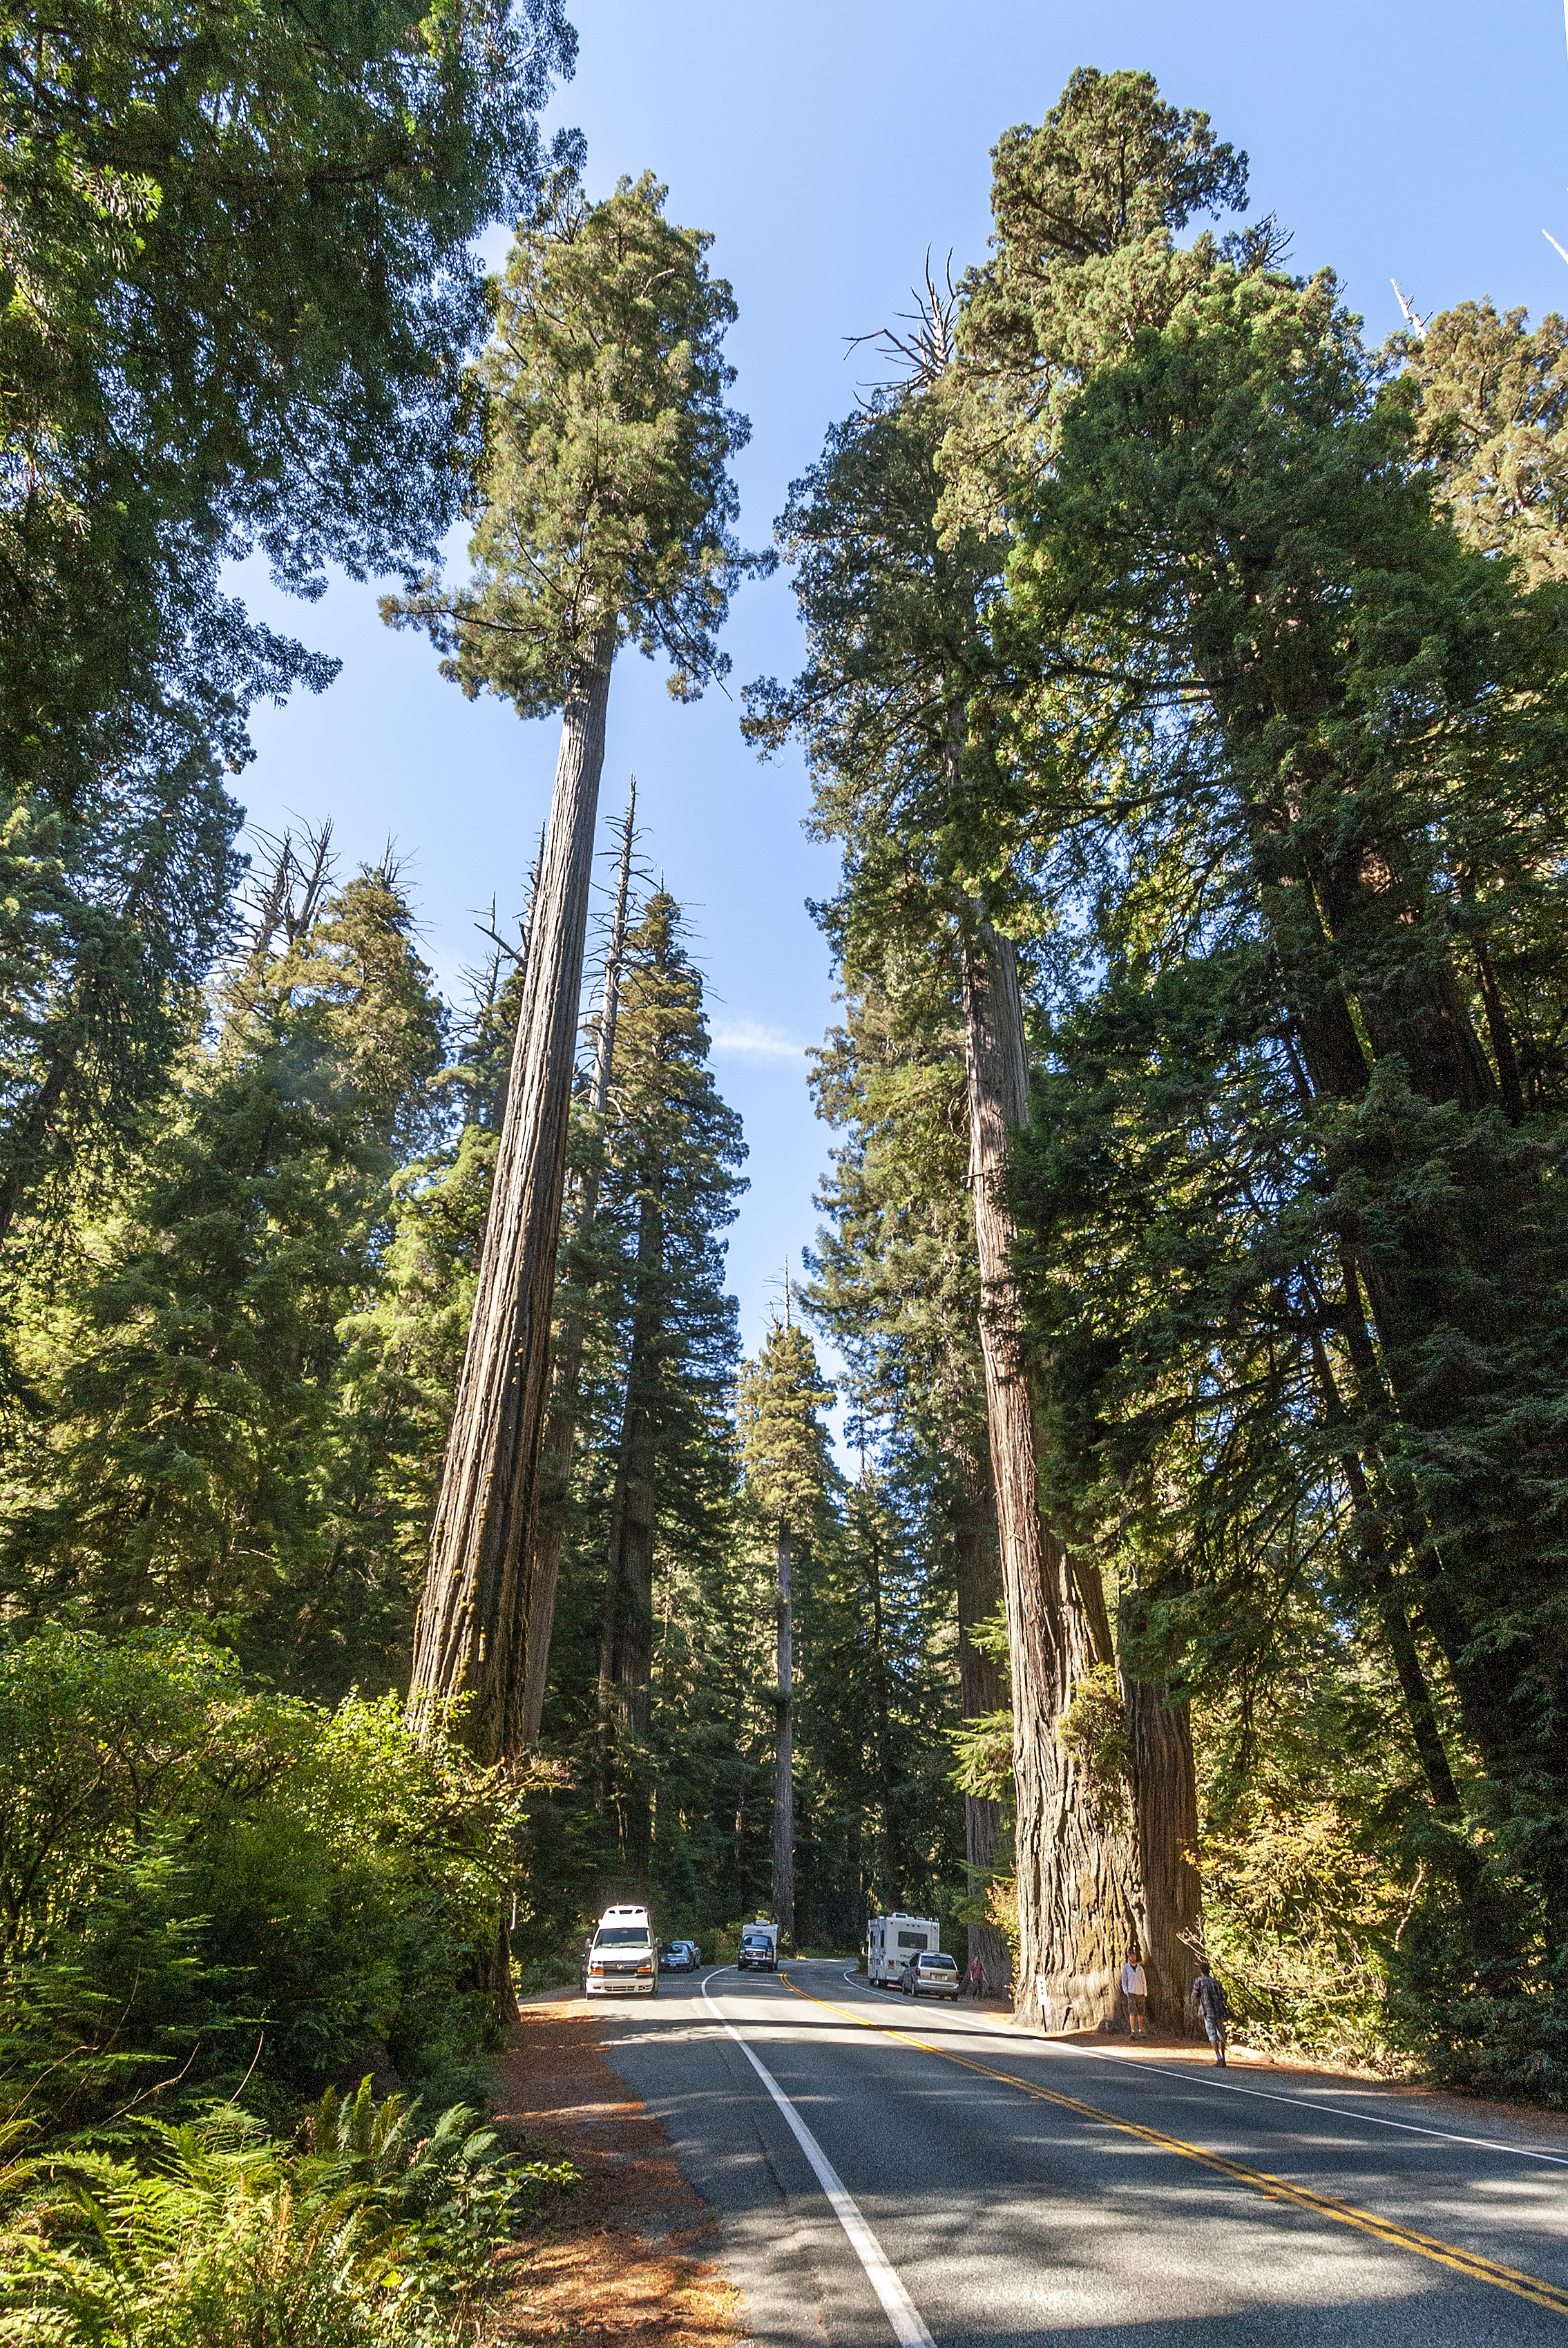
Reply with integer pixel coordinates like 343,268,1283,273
0,1624,533,2136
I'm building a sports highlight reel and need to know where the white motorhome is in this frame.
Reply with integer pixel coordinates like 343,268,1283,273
866,1913,939,1987
585,1903,658,1997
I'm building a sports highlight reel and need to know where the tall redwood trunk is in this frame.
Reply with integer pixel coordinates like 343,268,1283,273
1124,1665,1203,2032
408,628,615,1762
960,911,1140,2030
949,1438,1012,1992
774,1520,795,1945
519,784,636,1746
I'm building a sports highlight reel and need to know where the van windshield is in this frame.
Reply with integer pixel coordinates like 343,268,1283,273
596,1929,651,1948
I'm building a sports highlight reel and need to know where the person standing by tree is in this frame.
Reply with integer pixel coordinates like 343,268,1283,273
1121,1948,1149,2039
1193,1961,1229,2066
390,169,754,1768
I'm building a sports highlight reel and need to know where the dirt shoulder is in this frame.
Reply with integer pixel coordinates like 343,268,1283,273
490,1992,745,2348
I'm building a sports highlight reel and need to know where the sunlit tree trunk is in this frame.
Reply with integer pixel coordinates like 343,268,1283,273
961,908,1140,2030
519,783,636,1745
1124,1664,1203,2033
408,624,615,1765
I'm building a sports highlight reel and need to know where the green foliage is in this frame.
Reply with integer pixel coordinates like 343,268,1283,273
1201,1802,1397,2068
1,2085,577,2345
0,1623,531,2135
1404,299,1568,584
1,857,453,1679
0,0,573,1273
1055,1663,1131,1800
387,169,757,708
736,1321,835,1544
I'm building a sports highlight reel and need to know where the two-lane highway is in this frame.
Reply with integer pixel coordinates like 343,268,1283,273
594,1959,1568,2345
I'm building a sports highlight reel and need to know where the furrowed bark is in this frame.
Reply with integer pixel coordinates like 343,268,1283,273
961,910,1139,2030
774,1519,796,1946
408,627,615,1764
950,1437,1013,1993
519,783,637,1746
1123,1665,1203,2033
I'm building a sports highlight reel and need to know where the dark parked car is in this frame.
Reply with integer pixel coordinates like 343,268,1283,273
901,1951,961,2000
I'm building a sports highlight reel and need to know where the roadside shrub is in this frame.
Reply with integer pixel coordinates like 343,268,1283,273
1200,1798,1399,2066
511,1959,580,1997
1388,1880,1568,2107
0,1623,533,2137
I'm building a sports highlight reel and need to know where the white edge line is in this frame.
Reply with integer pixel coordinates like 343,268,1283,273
833,1965,1568,2171
700,1972,935,2348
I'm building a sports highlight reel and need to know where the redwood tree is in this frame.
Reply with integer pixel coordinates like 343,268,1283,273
736,1313,836,1949
389,171,751,1762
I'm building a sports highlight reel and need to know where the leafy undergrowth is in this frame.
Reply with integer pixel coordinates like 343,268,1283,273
1,2079,578,2346
490,1997,743,2348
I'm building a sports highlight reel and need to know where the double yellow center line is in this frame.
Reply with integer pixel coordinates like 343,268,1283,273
778,1972,1568,2319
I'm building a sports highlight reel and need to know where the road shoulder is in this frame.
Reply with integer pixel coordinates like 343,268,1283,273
490,1989,747,2348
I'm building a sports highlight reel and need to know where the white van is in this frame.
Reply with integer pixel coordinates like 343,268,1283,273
866,1913,939,1987
585,1903,658,1997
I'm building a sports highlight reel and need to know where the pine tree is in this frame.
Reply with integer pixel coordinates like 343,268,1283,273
391,170,752,1766
745,350,1148,2026
956,66,1568,1980
736,1313,835,1949
592,891,747,1869
0,857,448,1683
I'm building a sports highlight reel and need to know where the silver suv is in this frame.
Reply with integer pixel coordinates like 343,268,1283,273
901,1951,960,2000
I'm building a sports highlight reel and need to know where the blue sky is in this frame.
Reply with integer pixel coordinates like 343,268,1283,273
231,0,1568,1382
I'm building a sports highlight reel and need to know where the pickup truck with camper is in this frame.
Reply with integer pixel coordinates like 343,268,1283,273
583,1903,659,1997
738,1920,779,1972
865,1912,940,1987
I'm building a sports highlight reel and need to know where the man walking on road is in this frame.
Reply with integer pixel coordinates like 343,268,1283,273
965,1955,984,1999
1120,1949,1149,2037
1193,1960,1229,2065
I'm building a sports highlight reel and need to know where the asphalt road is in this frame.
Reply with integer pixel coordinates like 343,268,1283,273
592,1958,1568,2347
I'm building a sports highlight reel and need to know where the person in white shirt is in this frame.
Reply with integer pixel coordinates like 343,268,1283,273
1120,1949,1149,2037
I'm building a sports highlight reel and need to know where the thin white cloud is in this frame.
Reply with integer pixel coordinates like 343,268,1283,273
710,1019,809,1061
